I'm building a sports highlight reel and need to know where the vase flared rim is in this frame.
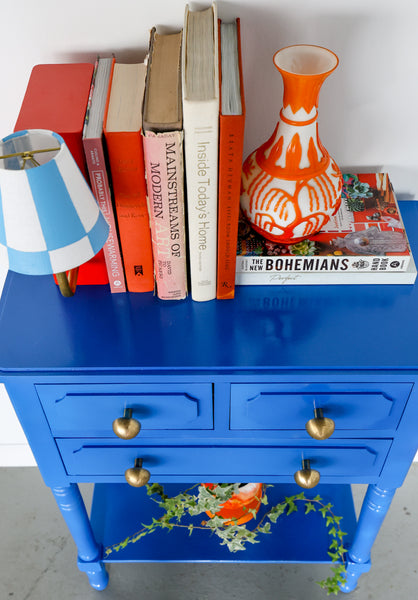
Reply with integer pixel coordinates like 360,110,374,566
273,44,339,77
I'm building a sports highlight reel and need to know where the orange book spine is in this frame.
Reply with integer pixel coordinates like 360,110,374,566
104,130,154,293
217,19,246,299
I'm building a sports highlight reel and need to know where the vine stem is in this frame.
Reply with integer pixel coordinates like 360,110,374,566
105,520,215,556
103,485,348,594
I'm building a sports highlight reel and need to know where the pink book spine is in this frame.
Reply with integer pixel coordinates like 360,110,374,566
83,137,126,292
143,131,188,300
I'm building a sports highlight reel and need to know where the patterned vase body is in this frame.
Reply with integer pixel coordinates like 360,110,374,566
241,45,342,244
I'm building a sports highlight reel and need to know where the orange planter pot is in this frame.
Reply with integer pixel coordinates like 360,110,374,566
203,483,264,525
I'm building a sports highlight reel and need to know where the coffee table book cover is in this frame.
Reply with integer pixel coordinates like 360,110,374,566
236,173,413,277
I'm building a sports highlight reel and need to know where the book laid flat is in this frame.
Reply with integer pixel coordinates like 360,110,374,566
236,257,417,285
14,63,109,285
142,28,188,300
236,173,415,284
83,57,126,293
216,17,245,300
182,3,219,302
104,62,154,293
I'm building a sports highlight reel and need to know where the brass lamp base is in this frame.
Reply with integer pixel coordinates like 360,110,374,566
55,268,79,297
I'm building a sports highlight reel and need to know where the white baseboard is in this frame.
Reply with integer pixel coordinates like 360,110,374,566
0,444,37,466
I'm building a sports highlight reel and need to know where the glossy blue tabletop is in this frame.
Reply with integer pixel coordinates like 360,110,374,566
1,201,418,373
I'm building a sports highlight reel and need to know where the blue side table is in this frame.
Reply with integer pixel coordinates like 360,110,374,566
1,201,418,593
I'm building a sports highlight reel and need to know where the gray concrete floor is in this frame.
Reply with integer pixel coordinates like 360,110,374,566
0,465,417,600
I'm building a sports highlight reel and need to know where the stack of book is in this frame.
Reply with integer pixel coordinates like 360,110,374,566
236,173,417,285
13,2,246,301
12,3,416,298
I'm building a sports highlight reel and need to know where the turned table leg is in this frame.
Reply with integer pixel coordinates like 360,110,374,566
341,484,396,593
51,484,109,590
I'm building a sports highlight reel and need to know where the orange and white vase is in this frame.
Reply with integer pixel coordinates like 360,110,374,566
241,45,343,244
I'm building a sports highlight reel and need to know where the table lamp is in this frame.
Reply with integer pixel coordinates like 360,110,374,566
0,129,110,296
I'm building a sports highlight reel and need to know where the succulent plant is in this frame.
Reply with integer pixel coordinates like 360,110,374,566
289,239,317,256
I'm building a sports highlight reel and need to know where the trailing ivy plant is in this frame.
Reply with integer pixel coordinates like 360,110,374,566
104,483,348,595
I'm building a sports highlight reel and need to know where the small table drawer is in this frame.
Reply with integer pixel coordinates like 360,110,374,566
57,439,391,481
36,383,213,436
230,383,412,432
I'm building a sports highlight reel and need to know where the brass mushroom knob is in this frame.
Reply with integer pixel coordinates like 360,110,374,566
294,459,320,489
305,407,335,441
125,458,151,488
113,408,141,440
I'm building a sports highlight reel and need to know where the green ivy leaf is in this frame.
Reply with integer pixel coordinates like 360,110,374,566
258,523,271,535
320,503,333,517
267,502,286,523
284,496,299,515
327,551,340,562
305,502,316,514
146,483,165,498
286,502,298,515
260,494,269,505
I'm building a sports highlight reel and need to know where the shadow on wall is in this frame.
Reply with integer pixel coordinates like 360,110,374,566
229,5,360,158
219,1,418,199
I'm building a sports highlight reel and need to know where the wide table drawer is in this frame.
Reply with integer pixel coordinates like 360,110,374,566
230,383,412,432
36,383,213,436
57,439,391,481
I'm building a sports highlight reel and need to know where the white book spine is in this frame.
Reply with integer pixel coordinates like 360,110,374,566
183,100,219,301
182,3,219,302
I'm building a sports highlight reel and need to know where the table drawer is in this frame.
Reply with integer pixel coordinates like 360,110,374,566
36,383,213,436
230,383,412,432
57,439,391,481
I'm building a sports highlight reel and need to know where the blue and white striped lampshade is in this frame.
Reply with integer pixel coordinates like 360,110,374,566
0,129,109,275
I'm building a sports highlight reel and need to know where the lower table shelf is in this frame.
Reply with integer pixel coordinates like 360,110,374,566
90,483,357,564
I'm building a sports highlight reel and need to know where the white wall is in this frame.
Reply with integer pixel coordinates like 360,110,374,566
2,0,418,198
1,0,418,464
0,385,36,466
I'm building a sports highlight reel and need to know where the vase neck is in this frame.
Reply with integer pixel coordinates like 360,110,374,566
274,45,338,116
280,71,329,116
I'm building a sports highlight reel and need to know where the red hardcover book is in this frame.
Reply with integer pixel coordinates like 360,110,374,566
14,63,109,285
216,18,246,299
104,62,154,293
